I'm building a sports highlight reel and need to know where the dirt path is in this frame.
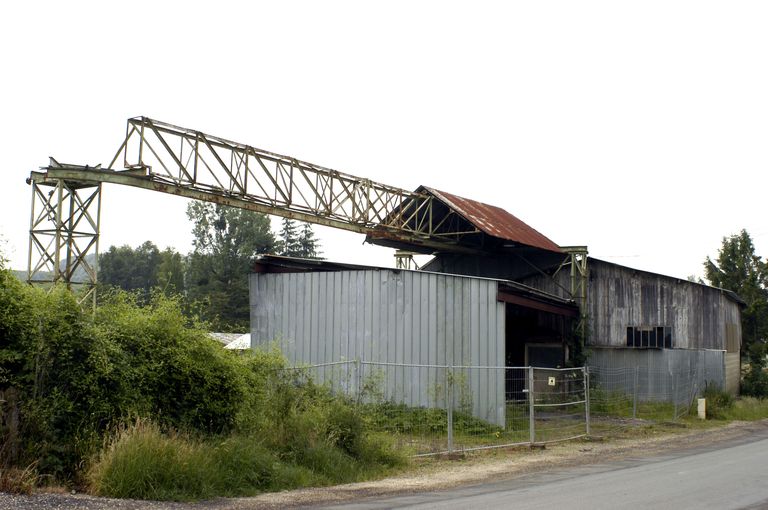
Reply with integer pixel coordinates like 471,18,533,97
3,420,767,510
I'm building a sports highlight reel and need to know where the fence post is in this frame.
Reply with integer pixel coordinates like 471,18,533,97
633,366,639,420
673,370,679,421
584,366,591,437
447,365,454,454
528,366,535,445
355,359,362,405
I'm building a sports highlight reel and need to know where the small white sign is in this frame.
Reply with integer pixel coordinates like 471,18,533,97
548,376,556,386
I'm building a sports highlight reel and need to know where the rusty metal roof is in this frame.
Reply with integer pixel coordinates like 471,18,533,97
420,186,562,253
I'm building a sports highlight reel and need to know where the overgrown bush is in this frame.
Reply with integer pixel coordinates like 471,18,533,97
1,270,404,495
93,290,249,434
88,408,403,500
1,278,118,478
742,347,768,398
702,384,734,419
88,420,325,500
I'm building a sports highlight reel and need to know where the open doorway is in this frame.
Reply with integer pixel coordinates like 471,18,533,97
503,303,576,399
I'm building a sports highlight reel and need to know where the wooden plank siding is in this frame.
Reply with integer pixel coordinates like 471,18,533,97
519,258,742,395
521,259,742,352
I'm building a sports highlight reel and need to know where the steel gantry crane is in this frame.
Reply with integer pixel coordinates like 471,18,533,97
26,117,588,312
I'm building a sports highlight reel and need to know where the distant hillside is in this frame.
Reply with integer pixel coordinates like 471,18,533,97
15,253,96,283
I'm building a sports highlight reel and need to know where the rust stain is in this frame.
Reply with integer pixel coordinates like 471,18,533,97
421,186,561,253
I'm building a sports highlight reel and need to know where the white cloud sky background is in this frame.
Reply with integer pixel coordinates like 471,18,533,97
1,1,766,280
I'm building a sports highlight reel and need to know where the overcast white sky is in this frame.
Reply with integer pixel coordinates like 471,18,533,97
1,1,766,281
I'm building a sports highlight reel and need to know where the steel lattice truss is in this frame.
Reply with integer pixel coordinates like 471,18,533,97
104,117,479,249
26,117,487,302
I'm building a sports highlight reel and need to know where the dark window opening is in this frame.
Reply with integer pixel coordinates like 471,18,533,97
626,326,672,349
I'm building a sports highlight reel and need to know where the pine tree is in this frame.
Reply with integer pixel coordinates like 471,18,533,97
277,218,300,256
704,229,768,357
297,222,322,259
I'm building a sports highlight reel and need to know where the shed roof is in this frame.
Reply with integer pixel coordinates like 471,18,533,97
419,187,562,253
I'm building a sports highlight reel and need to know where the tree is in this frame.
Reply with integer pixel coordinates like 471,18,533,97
704,230,768,358
297,222,322,259
99,242,184,300
276,218,301,256
276,218,322,258
185,202,275,331
99,241,161,297
157,248,185,293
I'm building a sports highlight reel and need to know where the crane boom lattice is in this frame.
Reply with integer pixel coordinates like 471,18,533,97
27,117,481,299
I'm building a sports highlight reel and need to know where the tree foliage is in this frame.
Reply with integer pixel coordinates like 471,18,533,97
99,242,184,300
97,206,322,330
185,203,275,331
276,218,322,259
704,229,768,357
0,272,253,480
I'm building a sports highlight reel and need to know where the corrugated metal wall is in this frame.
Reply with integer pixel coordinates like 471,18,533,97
250,269,507,425
588,348,726,400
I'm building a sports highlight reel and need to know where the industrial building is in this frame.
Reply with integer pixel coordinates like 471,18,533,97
250,187,744,417
22,116,742,427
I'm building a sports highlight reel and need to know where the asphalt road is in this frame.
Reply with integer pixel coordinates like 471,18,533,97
319,429,768,510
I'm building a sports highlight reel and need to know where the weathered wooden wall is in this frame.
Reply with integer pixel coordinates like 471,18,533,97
521,259,742,353
250,269,507,425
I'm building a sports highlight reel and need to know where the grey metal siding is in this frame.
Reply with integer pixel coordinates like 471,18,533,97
250,269,507,425
588,348,727,400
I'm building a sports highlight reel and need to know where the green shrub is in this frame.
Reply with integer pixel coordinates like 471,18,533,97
1,274,405,493
702,384,734,419
93,291,248,434
88,421,214,501
325,400,365,457
742,365,768,398
209,435,317,494
88,418,399,501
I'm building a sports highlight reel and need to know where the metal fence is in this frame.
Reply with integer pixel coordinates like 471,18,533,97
280,359,717,456
284,361,590,456
588,365,704,427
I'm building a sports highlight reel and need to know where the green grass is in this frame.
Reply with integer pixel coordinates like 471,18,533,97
720,397,768,421
88,420,405,501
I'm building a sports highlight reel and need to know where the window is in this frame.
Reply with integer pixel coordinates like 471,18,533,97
626,326,672,349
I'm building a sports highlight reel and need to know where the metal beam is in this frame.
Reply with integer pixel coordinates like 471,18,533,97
35,165,477,255
557,245,589,342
